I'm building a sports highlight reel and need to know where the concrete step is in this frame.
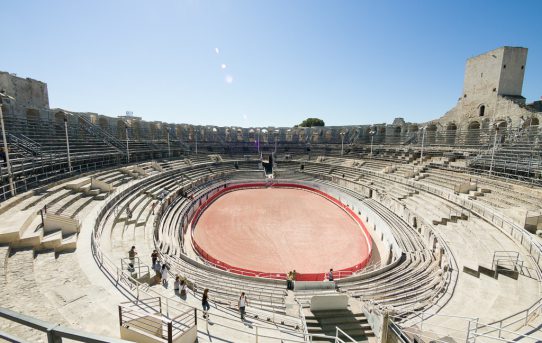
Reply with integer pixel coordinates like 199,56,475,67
51,233,78,253
15,228,43,248
41,230,63,250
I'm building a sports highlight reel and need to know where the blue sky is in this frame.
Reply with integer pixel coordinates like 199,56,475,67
2,0,542,127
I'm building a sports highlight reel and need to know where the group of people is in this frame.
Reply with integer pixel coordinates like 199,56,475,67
200,288,249,321
286,268,335,290
129,247,250,321
151,249,171,286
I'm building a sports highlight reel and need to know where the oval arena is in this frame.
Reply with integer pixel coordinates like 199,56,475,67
191,184,372,280
0,45,542,343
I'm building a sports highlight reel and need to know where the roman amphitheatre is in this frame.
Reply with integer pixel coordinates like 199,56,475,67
0,46,542,343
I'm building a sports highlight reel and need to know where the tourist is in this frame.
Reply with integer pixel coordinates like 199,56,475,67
286,271,293,290
202,288,210,319
238,292,248,320
292,269,297,289
151,201,156,215
128,246,137,269
126,206,132,220
161,263,169,286
174,275,180,295
328,268,334,282
151,250,159,266
153,259,162,283
180,279,188,299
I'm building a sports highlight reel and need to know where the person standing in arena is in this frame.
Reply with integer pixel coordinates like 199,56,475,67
161,263,169,286
238,292,248,320
202,288,211,319
128,246,137,270
328,268,334,282
151,249,159,266
286,271,293,290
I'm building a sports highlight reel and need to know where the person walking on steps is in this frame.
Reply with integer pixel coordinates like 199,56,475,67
128,246,137,270
161,263,169,286
180,279,188,299
174,276,180,295
286,271,293,290
151,250,159,266
202,288,211,319
238,292,248,320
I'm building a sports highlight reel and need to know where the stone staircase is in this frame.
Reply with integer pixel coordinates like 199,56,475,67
304,309,375,342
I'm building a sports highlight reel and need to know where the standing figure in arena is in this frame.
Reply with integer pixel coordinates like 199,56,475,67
286,271,293,290
238,292,248,320
202,288,211,319
328,268,334,282
180,279,188,299
128,246,137,270
161,263,169,286
151,250,159,266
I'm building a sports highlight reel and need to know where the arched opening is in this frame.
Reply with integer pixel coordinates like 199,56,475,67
311,129,321,143
446,123,457,145
495,121,507,143
175,125,183,141
26,109,40,122
525,117,540,128
132,121,141,140
54,111,66,136
375,126,386,144
150,123,160,140
324,130,332,142
479,105,485,117
425,124,437,145
467,121,480,145
98,117,109,132
117,120,127,140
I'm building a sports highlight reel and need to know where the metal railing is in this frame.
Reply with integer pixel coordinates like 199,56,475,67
0,307,130,343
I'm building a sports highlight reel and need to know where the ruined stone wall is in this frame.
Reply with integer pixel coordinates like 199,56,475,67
0,71,49,110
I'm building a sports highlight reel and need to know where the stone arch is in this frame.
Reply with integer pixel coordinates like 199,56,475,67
248,128,256,142
467,121,480,145
150,123,160,140
53,111,66,136
98,117,109,132
117,120,127,140
132,121,141,139
446,123,457,145
525,117,539,128
324,130,332,142
27,108,40,122
425,124,437,145
408,125,419,133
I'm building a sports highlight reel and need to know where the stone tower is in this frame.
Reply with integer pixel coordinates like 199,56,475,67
462,46,528,100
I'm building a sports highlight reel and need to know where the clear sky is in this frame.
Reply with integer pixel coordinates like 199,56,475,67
2,0,541,127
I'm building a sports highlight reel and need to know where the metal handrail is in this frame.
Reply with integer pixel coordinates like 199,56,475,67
0,307,131,343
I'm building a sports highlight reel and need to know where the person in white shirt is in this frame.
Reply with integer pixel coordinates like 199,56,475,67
161,263,169,286
238,292,248,320
180,279,188,299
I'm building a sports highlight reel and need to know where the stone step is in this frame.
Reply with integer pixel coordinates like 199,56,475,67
41,229,63,250
56,233,78,253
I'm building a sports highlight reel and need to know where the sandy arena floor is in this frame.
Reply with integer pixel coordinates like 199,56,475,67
193,187,370,275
